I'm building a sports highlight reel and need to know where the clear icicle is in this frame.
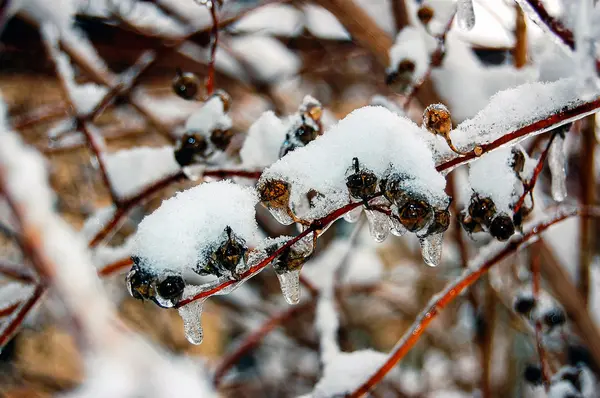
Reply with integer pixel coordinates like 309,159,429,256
365,209,391,243
456,0,475,31
277,269,301,304
389,214,408,237
419,233,444,267
269,207,295,225
548,134,567,202
344,206,363,223
182,164,206,181
178,299,206,345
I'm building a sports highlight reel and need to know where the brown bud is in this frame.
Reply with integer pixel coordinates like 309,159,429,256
172,69,201,100
417,5,435,25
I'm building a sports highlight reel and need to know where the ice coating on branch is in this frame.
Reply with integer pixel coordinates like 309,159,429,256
387,27,432,92
456,0,475,31
260,106,448,222
178,298,206,345
240,111,287,168
365,208,390,243
548,134,567,202
467,147,523,214
104,146,180,199
440,78,599,161
132,181,259,275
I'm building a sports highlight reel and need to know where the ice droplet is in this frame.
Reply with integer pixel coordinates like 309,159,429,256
343,206,363,223
178,299,206,345
457,0,475,31
182,164,206,181
365,209,390,243
389,214,408,237
419,233,444,267
548,133,567,202
270,207,295,225
277,269,301,305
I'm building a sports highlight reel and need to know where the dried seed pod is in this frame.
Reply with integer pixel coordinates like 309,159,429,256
523,364,543,386
510,147,526,175
459,211,483,234
209,226,248,279
426,208,451,235
543,308,566,329
174,133,210,166
513,294,536,315
172,69,201,100
346,157,378,201
423,103,469,155
398,196,433,232
210,89,232,113
126,259,185,308
468,195,496,226
382,173,411,206
258,179,291,210
489,213,515,241
417,5,435,25
126,260,152,301
210,128,235,151
385,59,416,91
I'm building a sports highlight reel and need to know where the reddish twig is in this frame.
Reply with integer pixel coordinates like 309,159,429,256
11,104,68,130
205,2,219,95
177,198,369,307
513,133,557,215
0,302,21,318
0,261,37,284
0,285,45,349
348,208,600,397
98,257,134,277
436,96,600,173
530,243,551,387
213,300,315,387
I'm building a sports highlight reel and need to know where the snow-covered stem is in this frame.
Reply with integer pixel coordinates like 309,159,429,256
579,115,596,305
530,243,551,388
436,96,600,172
177,197,374,307
206,2,219,95
0,285,45,348
12,103,68,130
513,132,557,214
0,302,21,318
348,208,600,397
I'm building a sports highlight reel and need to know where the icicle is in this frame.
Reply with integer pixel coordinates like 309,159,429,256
389,214,408,237
364,209,391,243
548,134,567,202
277,269,301,304
456,0,475,31
419,233,444,267
343,206,363,223
178,299,206,345
182,164,206,181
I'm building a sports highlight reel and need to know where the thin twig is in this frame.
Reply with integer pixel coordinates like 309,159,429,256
205,3,219,95
0,285,45,348
579,115,596,305
0,261,37,284
348,208,600,397
530,242,551,387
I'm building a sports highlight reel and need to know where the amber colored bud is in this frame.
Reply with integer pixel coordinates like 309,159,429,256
346,158,378,201
468,195,496,226
210,129,235,151
306,104,323,122
398,198,433,232
417,5,435,25
258,179,291,209
423,103,452,137
172,69,201,100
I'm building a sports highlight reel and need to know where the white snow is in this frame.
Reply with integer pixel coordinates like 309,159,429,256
260,106,448,222
239,111,288,168
185,95,232,137
104,146,180,199
388,26,432,87
233,3,302,37
303,4,350,40
132,181,259,275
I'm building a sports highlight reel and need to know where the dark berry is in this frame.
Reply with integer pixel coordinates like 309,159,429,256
523,364,542,386
513,295,536,315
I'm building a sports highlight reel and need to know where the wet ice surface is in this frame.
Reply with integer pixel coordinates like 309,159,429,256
276,270,301,304
419,233,444,267
548,133,568,202
178,298,206,345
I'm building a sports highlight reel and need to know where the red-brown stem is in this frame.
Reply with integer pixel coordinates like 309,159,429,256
404,13,455,109
0,285,45,348
206,3,219,95
513,133,557,214
531,242,550,387
348,208,600,397
12,104,68,130
213,300,315,387
177,199,367,307
0,302,21,318
520,0,600,71
98,257,134,277
436,96,600,173
88,169,261,247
